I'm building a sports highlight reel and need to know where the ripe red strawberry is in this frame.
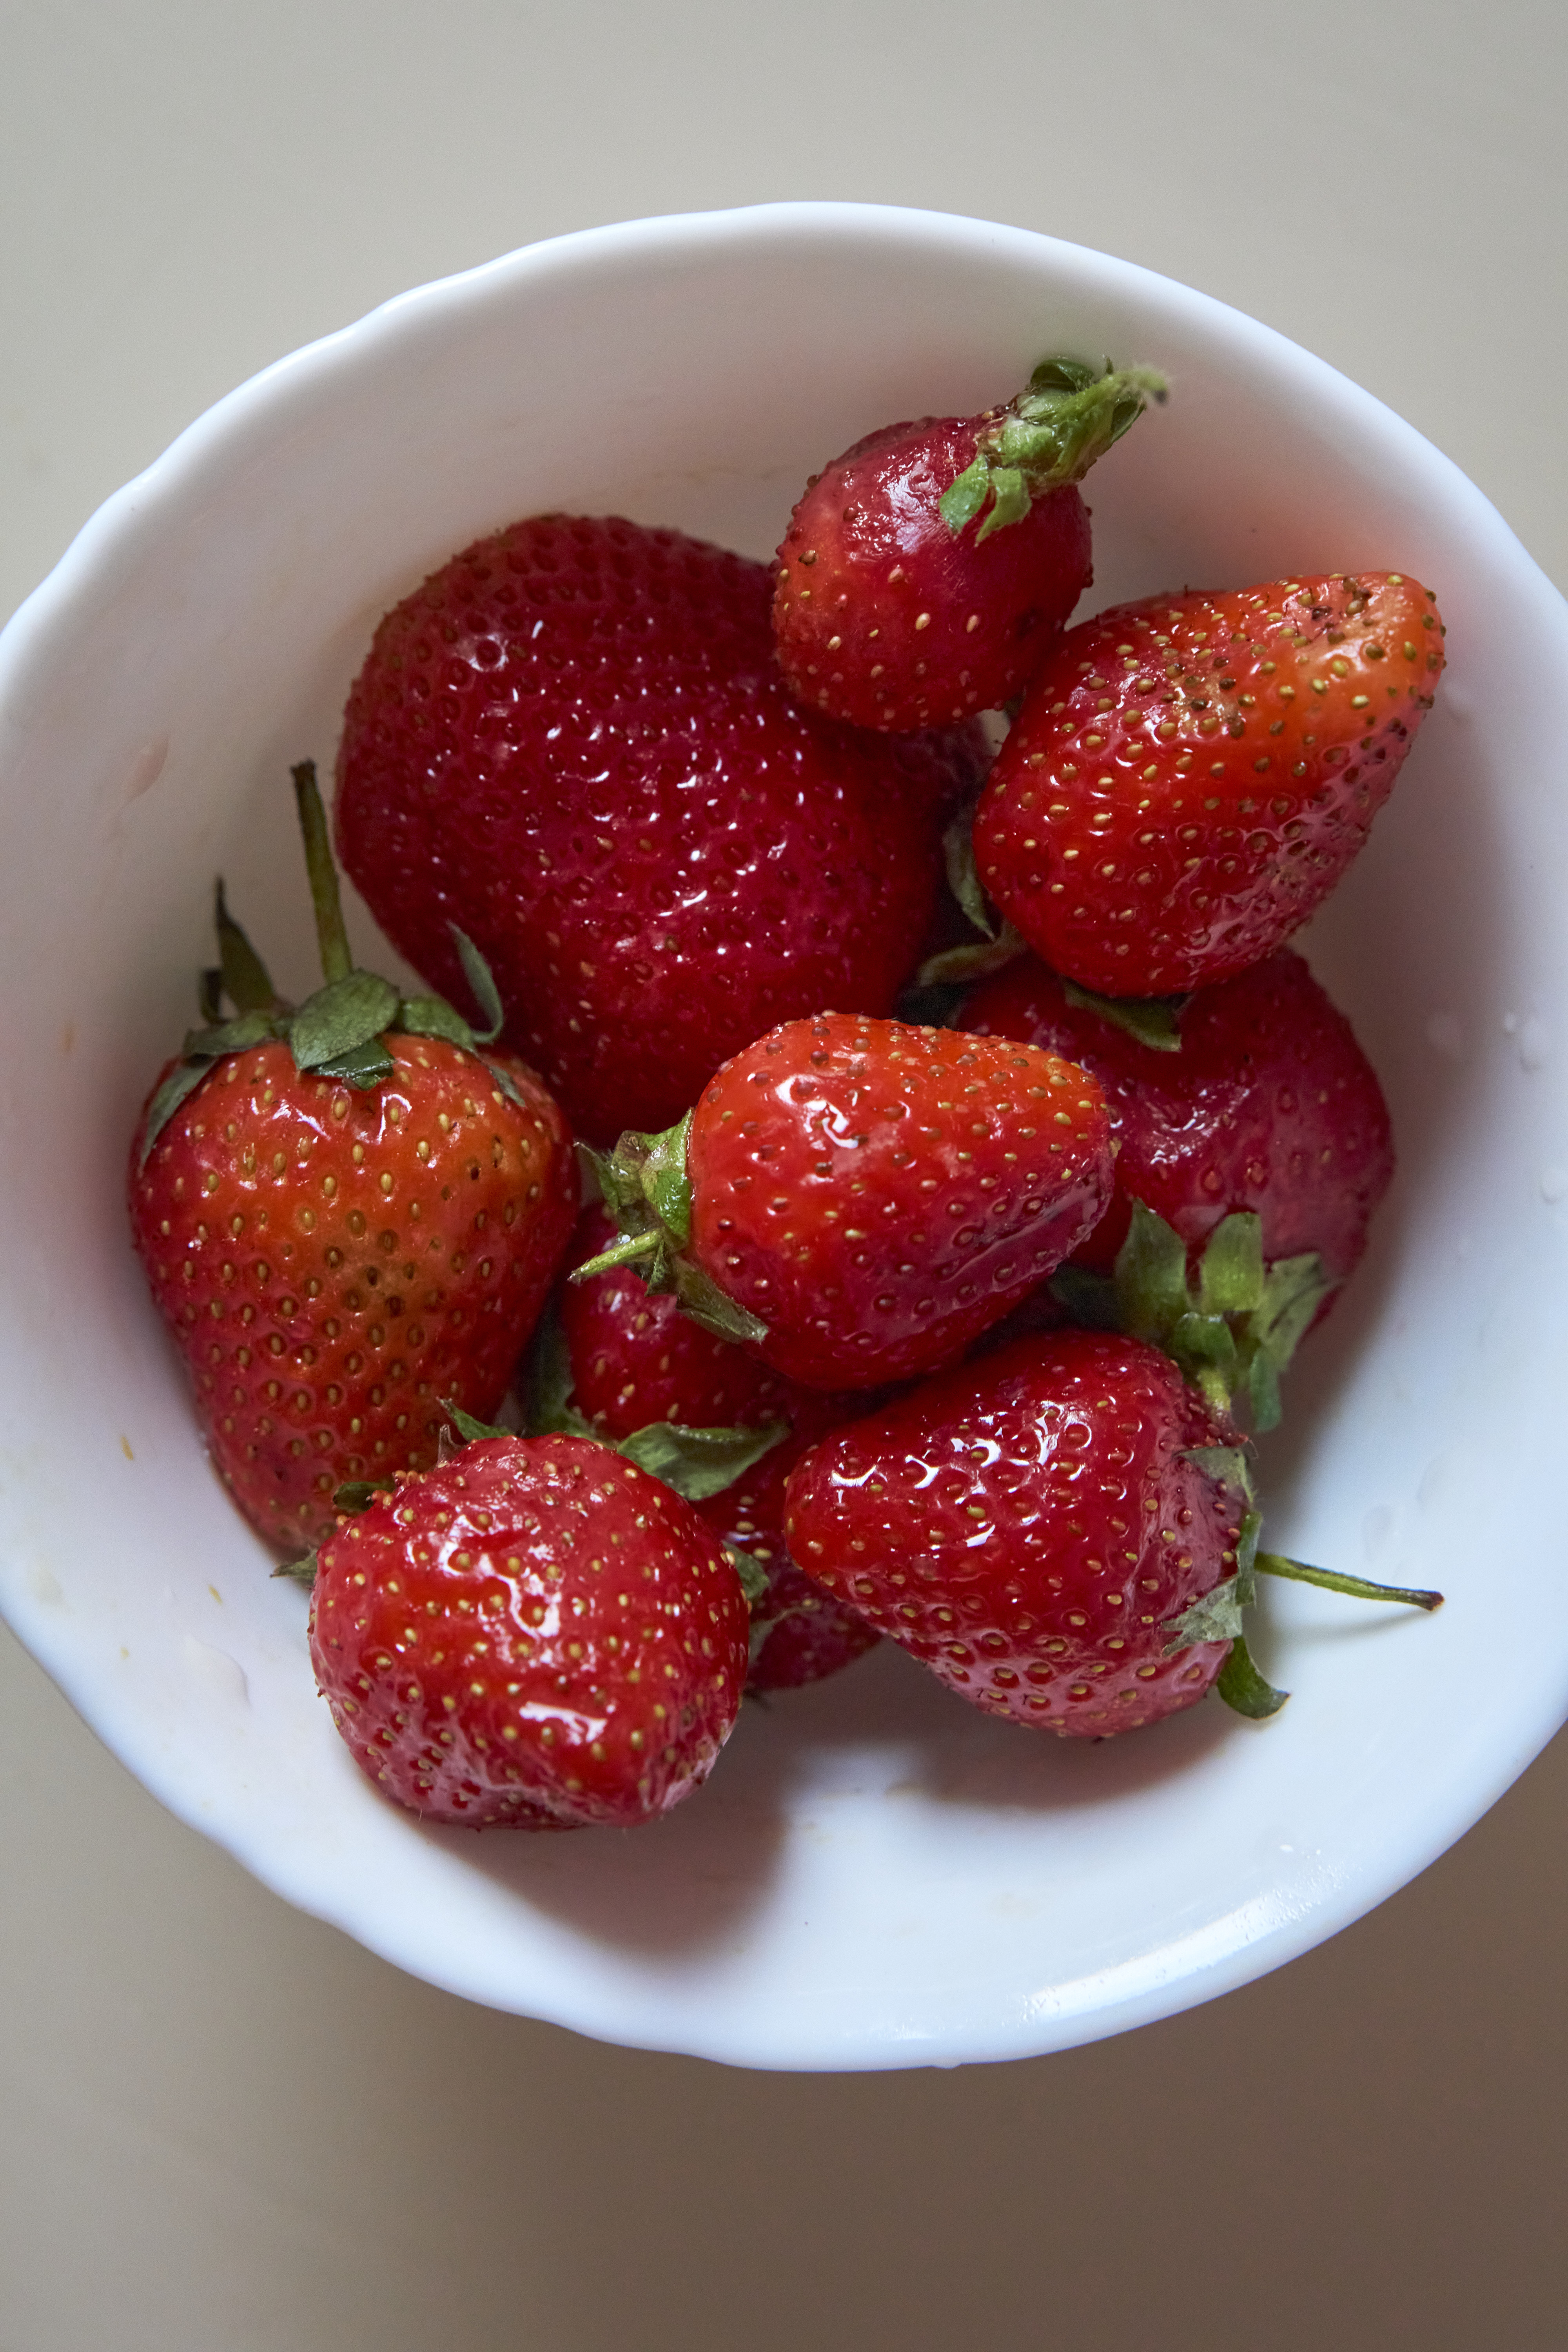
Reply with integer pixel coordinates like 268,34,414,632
558,1207,879,1689
959,947,1394,1284
308,1431,749,1827
579,1012,1113,1391
335,512,980,1144
129,768,577,1553
773,356,1164,731
973,572,1445,995
784,1329,1247,1737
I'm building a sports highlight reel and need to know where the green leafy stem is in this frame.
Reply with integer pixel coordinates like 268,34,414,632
140,763,519,1161
939,353,1167,543
1160,1459,1443,1720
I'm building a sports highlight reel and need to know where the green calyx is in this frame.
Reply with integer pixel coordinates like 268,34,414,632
1160,1460,1444,1721
571,1118,769,1350
1051,1201,1338,1433
939,354,1168,543
139,762,517,1162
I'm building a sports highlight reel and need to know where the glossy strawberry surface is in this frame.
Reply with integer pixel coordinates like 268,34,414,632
774,415,1093,730
560,1207,879,1689
686,1013,1112,1390
309,1434,749,1828
335,513,969,1142
975,573,1443,995
960,948,1394,1279
784,1330,1244,1737
130,1037,575,1553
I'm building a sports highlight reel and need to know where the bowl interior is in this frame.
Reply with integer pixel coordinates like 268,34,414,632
3,203,1566,2069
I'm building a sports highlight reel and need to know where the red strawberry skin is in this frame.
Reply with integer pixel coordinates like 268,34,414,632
960,948,1394,1279
309,1435,748,1827
129,1037,576,1553
784,1330,1244,1737
974,573,1444,995
694,1429,879,1690
686,1013,1112,1389
774,416,1092,731
560,1206,803,1435
560,1207,878,1689
335,514,972,1144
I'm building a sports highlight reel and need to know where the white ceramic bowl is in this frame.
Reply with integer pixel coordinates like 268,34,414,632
2,203,1565,2071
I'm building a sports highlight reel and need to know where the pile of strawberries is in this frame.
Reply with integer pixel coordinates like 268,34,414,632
128,352,1445,1835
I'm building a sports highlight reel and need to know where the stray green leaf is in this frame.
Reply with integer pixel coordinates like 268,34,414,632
334,1479,391,1513
289,970,401,1072
916,920,1028,989
616,1419,788,1503
451,926,506,1042
214,879,281,1015
1215,1632,1289,1719
442,1399,511,1445
396,994,475,1049
1061,978,1186,1052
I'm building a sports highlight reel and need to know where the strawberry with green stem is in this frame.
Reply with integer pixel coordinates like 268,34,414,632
129,764,576,1552
784,1329,1440,1737
573,1012,1113,1392
773,356,1165,732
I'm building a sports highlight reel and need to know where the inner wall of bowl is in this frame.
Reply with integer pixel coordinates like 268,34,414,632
3,205,1566,2067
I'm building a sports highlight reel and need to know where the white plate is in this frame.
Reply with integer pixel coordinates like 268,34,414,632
1,203,1564,2070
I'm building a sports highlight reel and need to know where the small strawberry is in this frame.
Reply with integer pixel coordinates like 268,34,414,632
557,1207,879,1689
129,767,577,1553
307,1425,749,1827
576,1013,1113,1392
773,356,1165,731
973,572,1445,995
958,949,1394,1424
784,1329,1442,1737
335,512,979,1144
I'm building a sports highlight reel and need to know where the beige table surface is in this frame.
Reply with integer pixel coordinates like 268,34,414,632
4,5,1566,2347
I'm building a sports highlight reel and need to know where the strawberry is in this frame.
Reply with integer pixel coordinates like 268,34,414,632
783,1329,1442,1736
557,1207,879,1689
307,1427,749,1827
334,512,978,1144
959,948,1394,1424
773,356,1164,731
577,1012,1113,1392
784,1329,1249,1735
973,572,1445,995
128,767,577,1553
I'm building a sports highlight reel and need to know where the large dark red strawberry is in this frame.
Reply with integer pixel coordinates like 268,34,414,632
335,513,981,1143
308,1428,749,1827
959,948,1394,1281
128,767,576,1554
973,573,1444,995
578,1013,1112,1392
555,1207,879,1690
773,357,1164,730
